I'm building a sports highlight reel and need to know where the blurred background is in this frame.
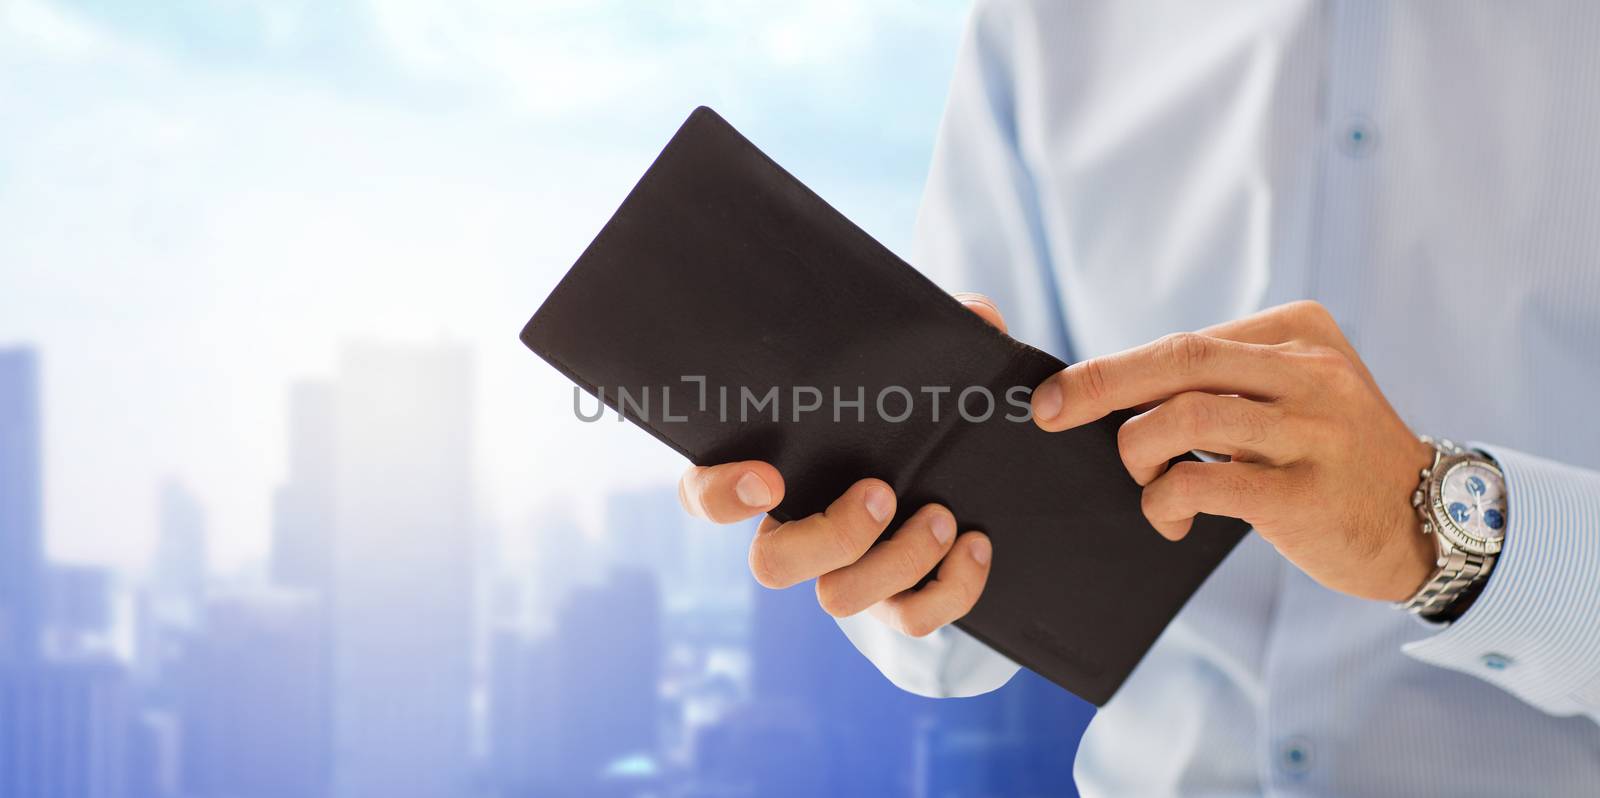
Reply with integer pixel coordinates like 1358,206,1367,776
0,1,1093,796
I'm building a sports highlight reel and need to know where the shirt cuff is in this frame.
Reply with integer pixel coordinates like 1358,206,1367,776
835,612,1020,698
1401,443,1600,718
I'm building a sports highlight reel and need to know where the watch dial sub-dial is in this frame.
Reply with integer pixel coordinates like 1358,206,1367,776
1440,462,1507,542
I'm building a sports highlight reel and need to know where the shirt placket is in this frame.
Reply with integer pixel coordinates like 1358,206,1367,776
1259,2,1389,795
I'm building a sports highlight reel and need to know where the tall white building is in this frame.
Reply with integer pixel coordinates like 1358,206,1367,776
272,380,337,594
330,342,476,798
150,480,208,614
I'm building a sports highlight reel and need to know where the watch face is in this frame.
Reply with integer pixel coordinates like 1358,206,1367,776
1438,459,1507,546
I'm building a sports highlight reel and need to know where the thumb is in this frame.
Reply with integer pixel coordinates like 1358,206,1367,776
952,292,1007,333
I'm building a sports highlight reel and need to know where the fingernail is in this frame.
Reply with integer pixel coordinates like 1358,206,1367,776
864,486,895,523
930,512,956,545
955,293,998,313
969,537,991,565
735,472,772,508
1032,380,1062,422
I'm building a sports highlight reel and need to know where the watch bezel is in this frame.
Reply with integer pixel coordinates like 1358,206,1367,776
1426,453,1505,556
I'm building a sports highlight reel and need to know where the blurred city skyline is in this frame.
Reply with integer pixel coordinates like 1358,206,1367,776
0,339,1092,796
0,0,967,574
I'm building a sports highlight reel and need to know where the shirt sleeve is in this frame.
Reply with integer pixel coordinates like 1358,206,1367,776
905,0,1074,359
831,0,1061,698
836,613,1021,698
1402,443,1600,723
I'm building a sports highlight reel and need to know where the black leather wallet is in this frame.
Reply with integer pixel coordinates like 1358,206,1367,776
520,107,1247,705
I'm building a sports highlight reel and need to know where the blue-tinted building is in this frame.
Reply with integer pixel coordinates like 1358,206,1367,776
135,482,210,714
559,569,663,793
489,627,562,797
44,563,114,660
686,573,927,797
690,530,1095,798
916,670,1092,798
179,590,330,798
0,339,1094,797
0,347,43,663
605,487,686,585
0,658,132,798
489,567,663,797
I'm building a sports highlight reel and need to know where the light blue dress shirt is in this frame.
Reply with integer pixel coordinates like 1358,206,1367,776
836,1,1600,794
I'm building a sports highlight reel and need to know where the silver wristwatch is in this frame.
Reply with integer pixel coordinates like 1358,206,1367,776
1398,436,1507,620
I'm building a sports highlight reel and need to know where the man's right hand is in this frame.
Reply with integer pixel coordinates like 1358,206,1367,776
675,292,1003,638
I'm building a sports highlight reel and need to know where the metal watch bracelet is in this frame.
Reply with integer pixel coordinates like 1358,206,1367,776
1398,437,1498,620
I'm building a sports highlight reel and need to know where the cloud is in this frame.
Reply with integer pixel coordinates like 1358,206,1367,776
1,0,103,58
19,0,963,116
0,0,970,573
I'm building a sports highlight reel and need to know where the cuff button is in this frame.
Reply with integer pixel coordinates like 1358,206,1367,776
1481,653,1513,671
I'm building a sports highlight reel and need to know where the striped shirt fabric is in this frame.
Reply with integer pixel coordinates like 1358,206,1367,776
836,1,1600,794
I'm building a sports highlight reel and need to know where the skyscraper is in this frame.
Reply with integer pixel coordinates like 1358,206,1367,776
491,568,663,796
179,590,330,798
258,378,340,798
0,349,143,798
512,508,598,633
0,347,42,663
137,480,208,700
689,550,929,798
0,658,132,798
604,487,686,591
914,669,1091,798
43,563,114,659
488,628,562,796
551,569,662,790
330,342,475,798
272,380,337,593
151,480,208,613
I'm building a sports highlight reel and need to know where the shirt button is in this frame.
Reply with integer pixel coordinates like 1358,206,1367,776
1481,653,1514,671
1277,736,1314,777
1339,118,1376,157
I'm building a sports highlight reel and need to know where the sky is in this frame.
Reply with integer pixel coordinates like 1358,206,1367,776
0,0,970,574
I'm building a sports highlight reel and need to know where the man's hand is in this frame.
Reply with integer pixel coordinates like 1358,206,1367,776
1030,300,1436,603
677,293,1002,637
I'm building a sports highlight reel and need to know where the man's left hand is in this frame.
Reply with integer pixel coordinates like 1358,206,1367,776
1030,300,1436,603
